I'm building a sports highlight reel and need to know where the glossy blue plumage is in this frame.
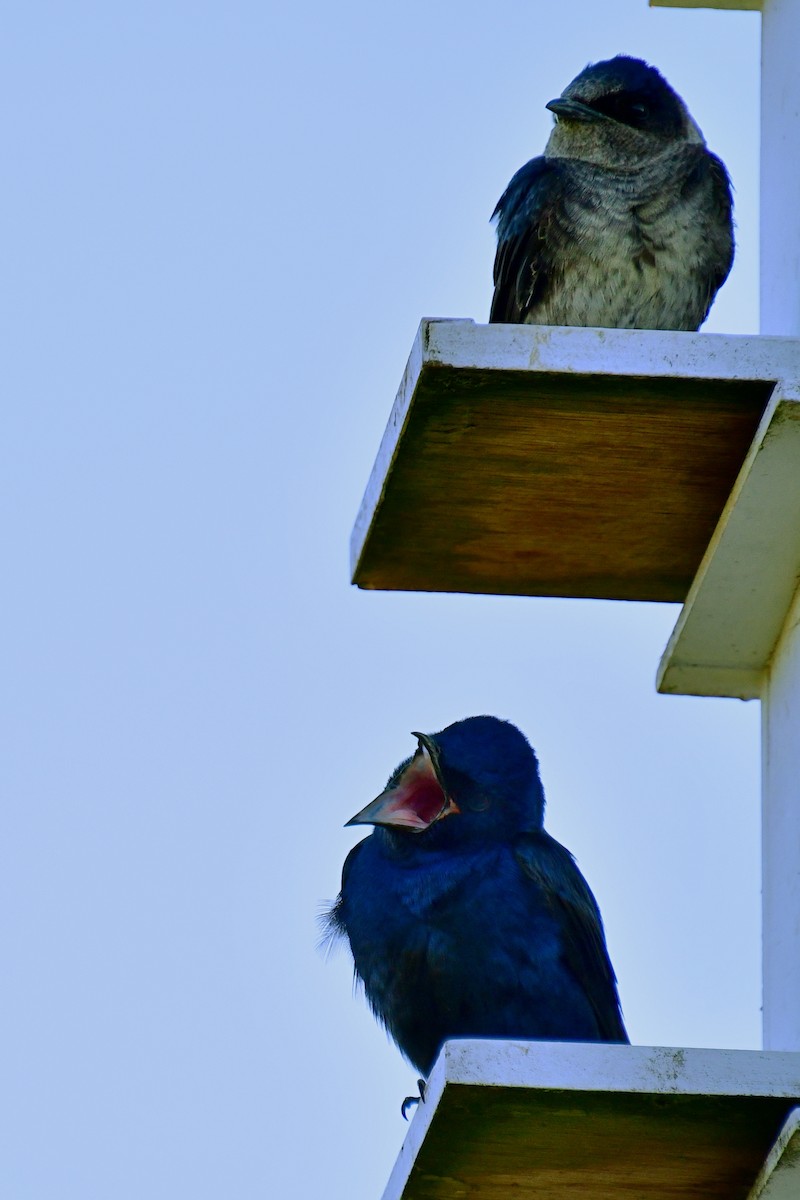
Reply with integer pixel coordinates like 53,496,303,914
328,716,627,1076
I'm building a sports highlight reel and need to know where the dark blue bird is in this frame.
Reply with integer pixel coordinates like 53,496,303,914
327,716,627,1078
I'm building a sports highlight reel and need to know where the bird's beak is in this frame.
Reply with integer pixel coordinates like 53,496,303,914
546,97,604,123
345,733,460,832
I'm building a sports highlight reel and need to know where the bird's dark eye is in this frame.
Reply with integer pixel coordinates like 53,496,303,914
472,797,490,812
619,99,651,129
465,792,491,812
587,89,675,134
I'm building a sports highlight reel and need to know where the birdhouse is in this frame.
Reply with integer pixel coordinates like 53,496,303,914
350,2,800,1196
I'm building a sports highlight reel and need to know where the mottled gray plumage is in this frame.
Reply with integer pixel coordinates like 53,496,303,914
490,56,733,331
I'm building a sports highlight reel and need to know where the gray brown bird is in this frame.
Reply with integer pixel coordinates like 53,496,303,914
490,56,733,331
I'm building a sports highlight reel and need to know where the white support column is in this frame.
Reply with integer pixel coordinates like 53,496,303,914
653,0,800,1051
760,0,800,336
760,0,800,1051
762,592,800,1050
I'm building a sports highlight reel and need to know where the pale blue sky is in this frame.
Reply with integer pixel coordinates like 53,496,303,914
3,4,762,1198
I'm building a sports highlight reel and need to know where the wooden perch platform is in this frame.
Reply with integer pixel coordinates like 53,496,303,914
381,1041,800,1200
350,321,797,603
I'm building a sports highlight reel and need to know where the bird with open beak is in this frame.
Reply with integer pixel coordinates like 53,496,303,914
326,716,627,1081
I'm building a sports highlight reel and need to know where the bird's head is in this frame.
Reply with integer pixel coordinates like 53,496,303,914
345,716,545,847
544,55,704,169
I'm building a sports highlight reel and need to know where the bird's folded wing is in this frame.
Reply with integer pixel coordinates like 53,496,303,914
490,156,564,323
681,148,735,313
514,830,628,1042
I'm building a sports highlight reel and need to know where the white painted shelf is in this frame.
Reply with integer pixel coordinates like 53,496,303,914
650,1,760,11
382,1041,800,1200
351,320,799,608
658,370,800,699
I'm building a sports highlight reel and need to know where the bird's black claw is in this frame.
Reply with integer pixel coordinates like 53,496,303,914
401,1078,427,1120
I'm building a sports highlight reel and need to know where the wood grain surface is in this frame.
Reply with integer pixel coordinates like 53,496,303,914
353,365,772,601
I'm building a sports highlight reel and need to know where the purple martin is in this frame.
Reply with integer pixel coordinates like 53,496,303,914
327,716,627,1078
490,56,733,330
